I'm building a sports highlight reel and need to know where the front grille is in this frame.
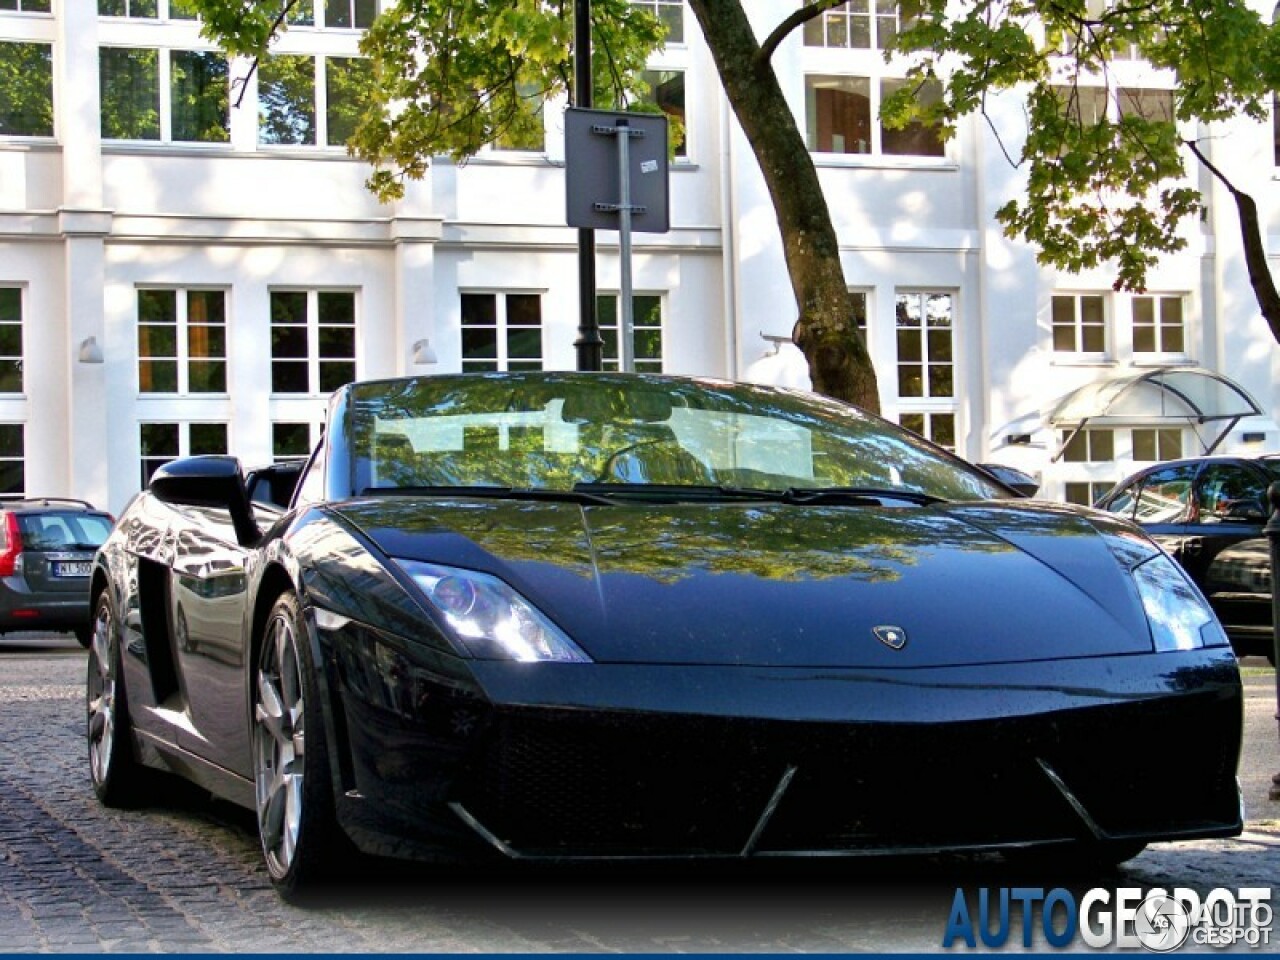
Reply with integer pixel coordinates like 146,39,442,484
452,692,1241,858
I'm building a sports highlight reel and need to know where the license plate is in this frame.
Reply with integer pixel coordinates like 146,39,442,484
52,561,91,578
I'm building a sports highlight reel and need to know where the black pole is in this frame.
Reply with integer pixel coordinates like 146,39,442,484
573,0,603,371
1266,481,1280,802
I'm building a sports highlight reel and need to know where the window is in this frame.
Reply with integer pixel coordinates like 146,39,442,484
1052,294,1107,354
632,0,683,44
137,289,227,394
1,0,51,12
895,292,953,399
803,0,902,49
285,0,378,28
139,421,227,487
99,0,157,15
636,69,685,157
259,54,316,146
259,55,370,147
1052,85,1108,126
460,293,543,372
1196,463,1268,523
270,291,357,394
491,82,546,152
272,422,320,463
1132,427,1182,462
99,0,198,18
0,41,53,137
1064,481,1112,507
1132,295,1185,356
0,424,23,498
100,47,229,143
325,56,373,146
1118,88,1174,124
597,294,664,372
323,0,377,29
1130,463,1197,523
805,75,944,157
1060,428,1115,463
899,412,955,451
851,289,869,338
0,288,23,394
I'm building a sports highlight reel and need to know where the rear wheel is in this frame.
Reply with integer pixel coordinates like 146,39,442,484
86,591,145,806
253,592,348,899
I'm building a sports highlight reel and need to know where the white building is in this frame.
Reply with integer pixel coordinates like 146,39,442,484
2,0,1278,515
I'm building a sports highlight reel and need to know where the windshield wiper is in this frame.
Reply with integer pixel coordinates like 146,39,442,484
780,487,946,507
359,485,617,506
571,482,784,502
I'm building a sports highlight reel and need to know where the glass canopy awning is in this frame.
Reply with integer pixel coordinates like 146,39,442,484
1047,366,1265,462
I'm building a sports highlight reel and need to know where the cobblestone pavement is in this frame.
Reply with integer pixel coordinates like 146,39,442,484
1,636,1278,953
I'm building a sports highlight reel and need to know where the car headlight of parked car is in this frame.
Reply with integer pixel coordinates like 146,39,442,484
393,558,591,663
1132,552,1229,653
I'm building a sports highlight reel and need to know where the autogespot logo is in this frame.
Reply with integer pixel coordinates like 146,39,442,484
942,886,1273,951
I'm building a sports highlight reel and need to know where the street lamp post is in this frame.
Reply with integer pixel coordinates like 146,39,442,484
573,0,603,372
1266,481,1280,802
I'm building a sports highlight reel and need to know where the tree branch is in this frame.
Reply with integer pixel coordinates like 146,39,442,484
1186,138,1280,342
757,0,846,69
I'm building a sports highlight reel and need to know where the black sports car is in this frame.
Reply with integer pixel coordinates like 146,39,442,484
86,373,1243,898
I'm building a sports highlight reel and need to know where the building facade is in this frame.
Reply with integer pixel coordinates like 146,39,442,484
2,0,1279,515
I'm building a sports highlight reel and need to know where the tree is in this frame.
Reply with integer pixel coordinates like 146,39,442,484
887,0,1280,342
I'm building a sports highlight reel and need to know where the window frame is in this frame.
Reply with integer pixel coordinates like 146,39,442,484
0,287,24,395
269,289,358,396
459,291,545,373
136,287,229,395
1050,292,1110,360
99,45,230,145
804,73,947,160
0,422,24,499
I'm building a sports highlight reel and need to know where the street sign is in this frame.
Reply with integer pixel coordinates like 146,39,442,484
565,107,669,234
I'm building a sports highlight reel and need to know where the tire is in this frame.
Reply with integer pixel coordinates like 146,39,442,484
74,626,92,649
86,590,145,806
252,592,350,899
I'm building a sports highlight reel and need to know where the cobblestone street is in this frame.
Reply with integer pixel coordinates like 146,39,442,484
2,636,1278,953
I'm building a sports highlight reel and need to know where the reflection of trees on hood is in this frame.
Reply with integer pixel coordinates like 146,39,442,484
341,497,1022,588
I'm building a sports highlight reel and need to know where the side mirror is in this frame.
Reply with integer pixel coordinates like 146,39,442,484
150,456,259,546
977,463,1040,498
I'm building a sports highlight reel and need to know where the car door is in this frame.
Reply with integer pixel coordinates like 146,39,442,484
1099,462,1200,559
168,501,253,775
1183,461,1270,584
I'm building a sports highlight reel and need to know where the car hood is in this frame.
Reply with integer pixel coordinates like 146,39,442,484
333,497,1156,668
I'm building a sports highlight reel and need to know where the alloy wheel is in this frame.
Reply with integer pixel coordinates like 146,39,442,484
254,607,307,880
86,597,116,788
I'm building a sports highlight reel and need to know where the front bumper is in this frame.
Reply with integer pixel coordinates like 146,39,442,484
319,621,1243,861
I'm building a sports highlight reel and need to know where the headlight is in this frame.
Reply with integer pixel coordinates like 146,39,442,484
1132,553,1227,652
393,558,590,663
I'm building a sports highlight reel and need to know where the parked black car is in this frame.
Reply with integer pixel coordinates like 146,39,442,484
87,373,1242,899
0,498,114,646
1094,455,1280,661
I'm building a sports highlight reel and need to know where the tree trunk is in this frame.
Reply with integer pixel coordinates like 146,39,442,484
686,0,880,413
1185,140,1280,343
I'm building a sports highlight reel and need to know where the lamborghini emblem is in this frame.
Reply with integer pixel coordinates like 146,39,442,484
874,625,907,650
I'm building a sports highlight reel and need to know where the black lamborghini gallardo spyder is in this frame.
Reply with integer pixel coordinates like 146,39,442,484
86,373,1243,898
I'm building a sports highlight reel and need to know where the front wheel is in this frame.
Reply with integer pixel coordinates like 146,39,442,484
252,592,349,899
86,591,145,806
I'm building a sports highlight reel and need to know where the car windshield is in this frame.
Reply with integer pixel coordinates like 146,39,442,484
346,373,1008,502
18,512,112,550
